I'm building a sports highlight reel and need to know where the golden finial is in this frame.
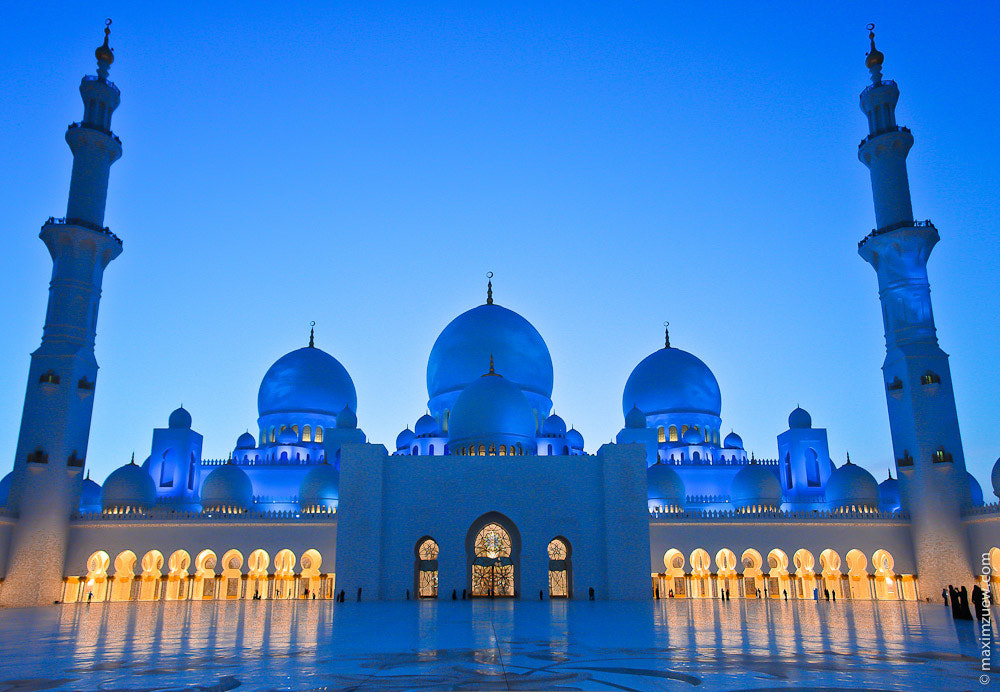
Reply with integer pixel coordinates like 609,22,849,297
486,272,494,305
663,321,671,349
865,23,884,70
96,18,114,66
489,354,495,374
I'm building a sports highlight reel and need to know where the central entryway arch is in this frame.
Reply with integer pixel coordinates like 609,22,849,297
466,512,520,598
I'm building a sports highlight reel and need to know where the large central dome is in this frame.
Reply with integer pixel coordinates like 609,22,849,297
258,346,357,418
427,303,553,403
622,346,721,417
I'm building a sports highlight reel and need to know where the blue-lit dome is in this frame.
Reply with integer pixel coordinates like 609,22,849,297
427,303,553,404
566,427,584,451
258,346,357,418
415,414,439,437
682,427,703,445
336,405,357,430
236,432,256,449
101,460,156,511
201,463,254,512
277,427,298,444
624,405,646,430
827,460,879,510
723,431,743,449
647,463,686,510
730,464,782,510
299,462,339,512
80,474,102,513
0,471,11,507
968,471,984,507
396,427,415,450
622,346,721,418
788,407,812,429
448,370,536,448
992,457,1000,500
542,413,567,436
168,406,192,429
878,473,900,513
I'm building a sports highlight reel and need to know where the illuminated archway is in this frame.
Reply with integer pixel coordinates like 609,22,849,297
689,548,712,598
766,549,790,599
221,550,243,599
792,549,817,600
165,550,190,600
467,513,519,598
741,549,764,598
193,550,217,599
547,537,572,598
715,548,738,597
872,549,897,600
139,550,164,601
247,549,270,599
415,538,439,599
110,550,137,601
274,549,296,599
845,549,870,599
84,550,111,602
819,549,842,599
300,549,324,599
660,548,687,598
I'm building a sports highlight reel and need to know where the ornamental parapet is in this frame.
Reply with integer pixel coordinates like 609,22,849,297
650,507,908,523
962,502,1000,519
43,216,123,246
68,120,122,144
858,219,935,250
72,508,336,523
82,74,120,94
858,124,911,149
860,78,897,98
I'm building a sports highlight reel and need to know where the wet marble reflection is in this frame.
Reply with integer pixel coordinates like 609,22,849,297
0,599,989,690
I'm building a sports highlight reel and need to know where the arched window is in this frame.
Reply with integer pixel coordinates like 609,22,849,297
547,538,571,598
416,538,439,598
302,425,312,442
669,426,678,442
562,445,569,455
920,371,941,385
269,427,276,443
498,445,506,456
547,444,553,455
488,444,496,455
38,369,60,384
471,522,515,597
704,428,710,443
657,426,666,443
429,444,435,455
479,444,486,456
292,425,299,436
806,448,821,486
412,445,419,456
681,425,688,436
784,453,793,489
315,427,324,443
692,451,700,461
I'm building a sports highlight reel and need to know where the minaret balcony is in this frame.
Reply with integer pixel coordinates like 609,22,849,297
858,219,935,250
860,78,897,98
81,74,119,95
68,121,121,145
42,216,123,247
858,125,911,149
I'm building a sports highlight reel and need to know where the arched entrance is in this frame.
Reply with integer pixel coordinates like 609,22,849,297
547,537,571,598
415,538,439,599
467,513,520,598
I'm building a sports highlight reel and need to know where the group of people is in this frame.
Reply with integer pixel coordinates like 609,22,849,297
943,584,991,620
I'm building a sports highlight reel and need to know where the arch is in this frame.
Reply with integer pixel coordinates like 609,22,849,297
819,549,843,600
872,549,898,600
221,549,244,599
247,549,270,599
315,426,324,443
467,512,520,598
415,537,439,599
792,549,817,600
274,549,297,599
715,548,738,598
429,444,435,455
193,550,217,599
657,426,666,443
741,549,764,598
659,548,686,598
300,549,323,599
165,550,190,601
689,548,712,598
668,425,678,442
110,550,137,601
766,549,791,599
302,425,312,442
845,549,870,599
138,550,165,601
547,537,572,598
84,550,111,602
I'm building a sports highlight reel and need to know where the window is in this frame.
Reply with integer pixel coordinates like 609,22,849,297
78,376,94,390
547,444,553,455
933,447,952,463
498,445,506,456
302,425,312,442
188,453,196,490
27,448,48,464
292,425,299,436
472,523,514,597
429,444,435,455
562,445,569,455
269,427,275,443
479,444,486,456
315,427,324,443
784,453,793,489
669,426,678,442
921,372,941,385
416,539,439,598
887,377,903,391
805,448,821,487
657,427,666,443
681,425,688,436
67,451,84,468
39,370,60,385
692,451,700,461
412,445,419,456
547,539,570,598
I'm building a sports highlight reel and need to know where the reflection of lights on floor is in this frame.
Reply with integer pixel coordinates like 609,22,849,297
0,600,990,691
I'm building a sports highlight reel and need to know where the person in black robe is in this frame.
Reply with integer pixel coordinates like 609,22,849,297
957,586,974,620
971,584,985,620
949,585,960,619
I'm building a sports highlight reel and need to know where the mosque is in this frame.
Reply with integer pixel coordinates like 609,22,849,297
0,24,997,608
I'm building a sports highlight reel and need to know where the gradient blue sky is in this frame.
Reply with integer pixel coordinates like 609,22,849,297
1,3,997,489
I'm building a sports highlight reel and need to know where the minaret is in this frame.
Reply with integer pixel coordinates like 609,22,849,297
856,26,972,596
0,22,124,607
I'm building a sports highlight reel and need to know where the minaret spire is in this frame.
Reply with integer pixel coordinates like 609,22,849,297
663,321,670,349
309,321,315,348
486,272,494,305
95,19,114,80
856,26,973,594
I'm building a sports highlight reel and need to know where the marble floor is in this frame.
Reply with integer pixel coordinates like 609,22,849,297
0,599,993,691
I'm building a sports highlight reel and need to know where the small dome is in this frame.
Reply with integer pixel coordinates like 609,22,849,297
337,405,358,430
396,427,415,450
682,427,703,445
258,346,357,418
647,463,686,508
992,457,1000,500
827,460,879,510
201,463,254,512
566,427,584,451
788,407,812,429
624,405,646,430
448,370,536,447
168,406,192,429
277,428,299,445
101,460,156,511
80,475,102,513
0,471,11,507
236,432,256,449
878,473,901,513
95,25,114,65
542,413,567,436
730,464,782,511
723,431,743,449
299,463,339,512
623,346,721,418
968,472,984,507
415,414,439,437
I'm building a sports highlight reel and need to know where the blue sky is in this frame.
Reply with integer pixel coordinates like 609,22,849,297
1,2,997,489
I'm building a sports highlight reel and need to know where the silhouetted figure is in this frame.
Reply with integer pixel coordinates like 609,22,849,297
726,588,730,601
949,585,960,618
406,589,410,600
942,588,949,606
87,592,92,604
356,587,362,602
654,588,659,599
824,588,830,601
813,588,819,601
452,589,457,600
957,586,974,620
462,589,467,600
668,589,674,598
338,589,345,603
312,592,316,600
539,590,543,600
832,590,836,601
783,589,788,601
972,584,985,620
589,587,595,601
